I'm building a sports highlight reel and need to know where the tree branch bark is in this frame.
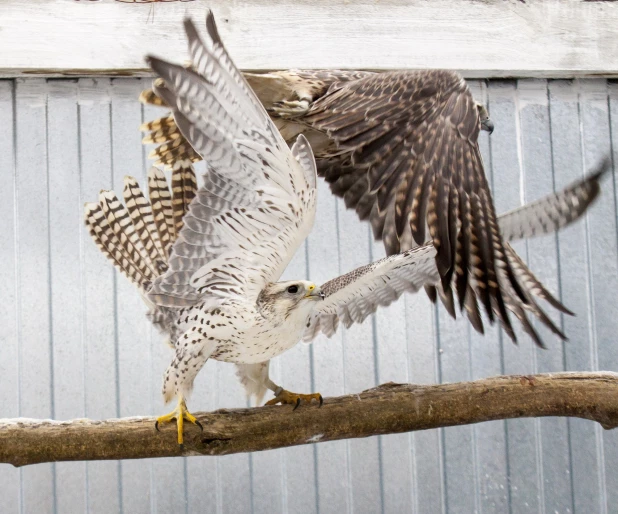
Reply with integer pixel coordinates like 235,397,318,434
1,372,617,467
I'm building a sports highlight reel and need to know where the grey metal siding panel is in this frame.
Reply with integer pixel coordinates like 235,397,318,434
0,77,616,514
47,79,88,514
549,79,604,514
0,79,20,514
582,80,618,514
308,180,350,514
14,79,55,514
488,81,543,514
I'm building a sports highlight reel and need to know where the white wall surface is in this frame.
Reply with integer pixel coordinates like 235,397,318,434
0,0,617,78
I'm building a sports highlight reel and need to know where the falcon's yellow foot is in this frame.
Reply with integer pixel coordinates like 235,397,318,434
265,387,324,410
154,398,203,447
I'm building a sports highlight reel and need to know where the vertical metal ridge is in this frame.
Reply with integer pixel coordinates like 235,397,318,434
605,79,618,514
10,77,25,514
334,197,353,514
214,369,223,514
578,80,608,514
304,239,321,514
483,78,505,514
466,320,480,514
108,89,125,514
521,79,547,514
433,302,447,514
138,78,159,514
248,450,256,514
514,79,545,513
366,225,385,514
486,79,517,514
76,94,92,514
469,79,487,514
607,86,618,309
43,80,59,514
278,430,287,514
402,293,416,514
547,79,577,514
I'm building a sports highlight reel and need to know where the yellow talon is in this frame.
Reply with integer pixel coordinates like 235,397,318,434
265,388,323,409
155,397,203,447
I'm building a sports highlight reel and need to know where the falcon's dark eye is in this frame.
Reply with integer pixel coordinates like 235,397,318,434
287,285,299,294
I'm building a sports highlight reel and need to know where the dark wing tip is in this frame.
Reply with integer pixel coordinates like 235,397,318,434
145,55,167,72
553,301,575,317
145,56,180,94
204,9,223,46
183,12,222,55
591,155,612,180
183,16,200,38
581,156,611,196
424,284,438,304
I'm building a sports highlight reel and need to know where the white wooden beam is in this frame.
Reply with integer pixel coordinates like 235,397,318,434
1,0,617,78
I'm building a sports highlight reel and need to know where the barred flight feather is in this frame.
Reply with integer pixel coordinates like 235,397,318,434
123,175,168,271
84,202,151,289
171,163,198,233
99,190,158,280
84,165,198,293
148,167,176,256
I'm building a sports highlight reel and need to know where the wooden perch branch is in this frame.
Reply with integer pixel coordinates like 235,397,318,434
1,372,617,468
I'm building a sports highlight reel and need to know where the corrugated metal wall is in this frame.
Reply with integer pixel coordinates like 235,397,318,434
0,77,616,514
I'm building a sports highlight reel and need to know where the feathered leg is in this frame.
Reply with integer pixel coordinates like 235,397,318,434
155,332,214,446
236,362,323,410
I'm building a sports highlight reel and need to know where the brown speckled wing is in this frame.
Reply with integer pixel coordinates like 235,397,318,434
304,70,523,336
140,69,373,170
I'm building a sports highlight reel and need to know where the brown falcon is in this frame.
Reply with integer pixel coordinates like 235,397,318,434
85,13,608,445
139,37,594,344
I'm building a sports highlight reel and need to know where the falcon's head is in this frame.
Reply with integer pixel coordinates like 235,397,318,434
257,280,325,320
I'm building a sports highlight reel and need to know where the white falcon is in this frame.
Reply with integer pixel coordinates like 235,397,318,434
84,13,608,445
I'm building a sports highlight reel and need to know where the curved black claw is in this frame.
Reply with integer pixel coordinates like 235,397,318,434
293,398,302,411
154,420,160,432
318,395,324,407
195,419,204,432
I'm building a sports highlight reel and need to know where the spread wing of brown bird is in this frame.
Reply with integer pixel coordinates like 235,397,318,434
139,66,608,347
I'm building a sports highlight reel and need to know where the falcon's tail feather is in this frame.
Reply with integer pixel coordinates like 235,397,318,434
147,167,176,256
84,202,154,289
171,164,198,233
84,164,197,293
140,85,202,169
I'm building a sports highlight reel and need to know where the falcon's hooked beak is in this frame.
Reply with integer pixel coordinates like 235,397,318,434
476,103,494,134
481,118,495,134
305,285,325,301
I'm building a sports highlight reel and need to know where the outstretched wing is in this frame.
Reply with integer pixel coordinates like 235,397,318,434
145,14,317,307
498,158,610,241
303,241,563,346
304,70,524,333
303,245,440,341
304,161,611,346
